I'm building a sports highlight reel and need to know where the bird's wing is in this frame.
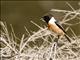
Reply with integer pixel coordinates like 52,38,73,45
55,21,66,33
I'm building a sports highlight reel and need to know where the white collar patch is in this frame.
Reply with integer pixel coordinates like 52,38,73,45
49,17,56,24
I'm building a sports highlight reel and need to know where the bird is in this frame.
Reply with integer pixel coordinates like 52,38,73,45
41,14,71,43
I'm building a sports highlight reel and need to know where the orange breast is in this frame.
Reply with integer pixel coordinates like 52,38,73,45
48,23,64,35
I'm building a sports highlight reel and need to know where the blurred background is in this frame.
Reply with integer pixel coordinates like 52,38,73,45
1,1,80,38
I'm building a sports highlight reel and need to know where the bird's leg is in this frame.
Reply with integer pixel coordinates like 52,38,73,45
54,35,60,44
58,35,60,39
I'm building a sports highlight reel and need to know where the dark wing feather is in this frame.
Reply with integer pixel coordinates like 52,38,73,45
55,21,71,42
55,22,66,33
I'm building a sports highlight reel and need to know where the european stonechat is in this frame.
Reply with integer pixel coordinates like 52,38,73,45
41,14,71,42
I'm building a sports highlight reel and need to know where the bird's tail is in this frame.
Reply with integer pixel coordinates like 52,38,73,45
64,34,71,43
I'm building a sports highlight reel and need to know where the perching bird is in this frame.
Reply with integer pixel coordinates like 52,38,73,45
41,14,71,42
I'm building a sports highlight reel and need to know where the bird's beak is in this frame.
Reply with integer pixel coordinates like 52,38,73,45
40,18,45,22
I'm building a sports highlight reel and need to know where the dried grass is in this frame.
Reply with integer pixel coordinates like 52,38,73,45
0,2,80,60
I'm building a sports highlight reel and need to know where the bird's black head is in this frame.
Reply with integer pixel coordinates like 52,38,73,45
42,15,51,23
